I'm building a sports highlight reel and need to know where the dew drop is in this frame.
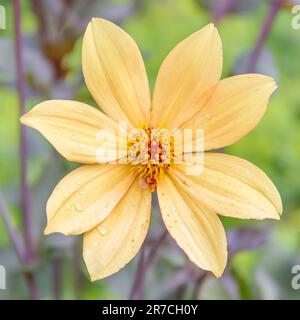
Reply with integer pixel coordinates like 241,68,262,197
87,194,91,199
98,226,108,236
63,192,69,198
75,202,84,212
80,190,85,195
205,112,213,119
66,204,72,210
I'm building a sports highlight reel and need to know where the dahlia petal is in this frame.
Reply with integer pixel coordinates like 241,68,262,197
151,23,222,128
82,18,151,128
157,174,227,277
45,164,136,235
83,178,151,281
183,74,277,150
171,153,282,220
20,100,126,164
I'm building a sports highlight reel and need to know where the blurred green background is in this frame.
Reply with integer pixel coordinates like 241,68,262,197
1,0,300,300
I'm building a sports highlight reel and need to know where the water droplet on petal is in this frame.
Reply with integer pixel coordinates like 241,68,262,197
87,194,91,199
63,192,69,198
205,112,213,120
75,202,83,212
66,204,72,210
80,190,85,195
98,226,108,236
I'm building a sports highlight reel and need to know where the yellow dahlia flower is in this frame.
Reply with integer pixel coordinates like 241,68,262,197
20,18,282,280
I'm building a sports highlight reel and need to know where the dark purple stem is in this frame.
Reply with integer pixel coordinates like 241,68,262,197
13,0,38,300
129,229,168,299
13,0,35,262
129,243,146,299
191,272,209,299
144,229,168,266
246,0,284,73
0,194,25,263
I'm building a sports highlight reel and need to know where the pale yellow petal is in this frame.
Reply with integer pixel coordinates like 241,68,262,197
82,18,151,128
171,152,282,220
20,100,127,164
157,174,227,277
45,164,136,235
83,178,151,281
183,74,277,151
151,23,222,128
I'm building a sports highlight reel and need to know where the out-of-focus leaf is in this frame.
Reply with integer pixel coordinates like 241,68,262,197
0,38,54,88
198,276,230,299
234,0,261,13
0,89,19,187
220,270,240,299
125,0,208,89
255,268,280,299
49,80,77,99
234,48,280,82
198,0,260,19
0,250,25,299
81,0,138,25
227,226,271,257
30,153,69,244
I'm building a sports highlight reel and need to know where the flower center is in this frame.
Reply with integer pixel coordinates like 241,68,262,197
127,127,174,191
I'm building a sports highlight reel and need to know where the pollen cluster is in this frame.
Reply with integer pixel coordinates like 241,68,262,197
127,127,174,191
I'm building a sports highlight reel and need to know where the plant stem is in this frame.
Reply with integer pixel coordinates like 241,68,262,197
128,243,146,300
13,0,35,262
0,194,38,299
246,0,284,72
0,194,25,263
129,229,168,299
191,272,208,299
13,0,38,300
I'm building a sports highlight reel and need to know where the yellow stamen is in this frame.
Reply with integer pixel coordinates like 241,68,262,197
127,127,174,191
